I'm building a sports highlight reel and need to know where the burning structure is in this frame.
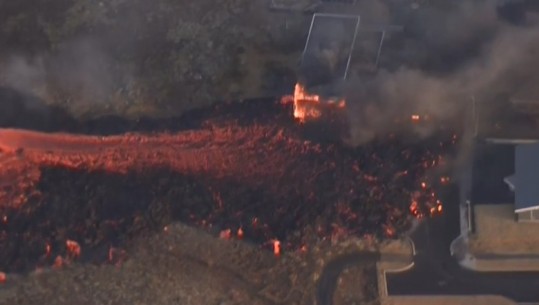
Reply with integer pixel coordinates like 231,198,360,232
281,83,345,123
0,98,456,273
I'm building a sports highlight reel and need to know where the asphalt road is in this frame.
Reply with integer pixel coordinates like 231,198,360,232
386,186,539,303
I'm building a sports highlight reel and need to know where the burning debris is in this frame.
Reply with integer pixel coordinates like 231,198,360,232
281,83,346,123
0,98,456,273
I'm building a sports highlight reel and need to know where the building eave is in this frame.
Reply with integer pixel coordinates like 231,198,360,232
515,205,539,213
485,138,539,145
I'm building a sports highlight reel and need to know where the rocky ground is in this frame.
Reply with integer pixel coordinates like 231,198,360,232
0,223,381,305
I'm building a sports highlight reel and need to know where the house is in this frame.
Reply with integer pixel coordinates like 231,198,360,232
464,139,539,225
504,142,539,222
466,93,539,224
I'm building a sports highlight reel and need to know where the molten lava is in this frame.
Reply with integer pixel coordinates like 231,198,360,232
281,83,346,123
0,98,457,272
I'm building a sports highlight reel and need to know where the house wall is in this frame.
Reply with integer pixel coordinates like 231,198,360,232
517,209,539,222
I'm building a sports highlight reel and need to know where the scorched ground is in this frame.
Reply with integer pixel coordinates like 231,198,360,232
0,98,456,273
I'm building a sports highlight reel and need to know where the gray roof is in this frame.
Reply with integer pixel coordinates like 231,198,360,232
508,143,539,212
471,143,515,205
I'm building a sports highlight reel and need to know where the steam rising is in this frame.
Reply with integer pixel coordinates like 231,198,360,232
344,0,539,145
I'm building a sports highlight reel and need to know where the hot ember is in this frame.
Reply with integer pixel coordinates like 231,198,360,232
0,99,456,273
281,83,346,123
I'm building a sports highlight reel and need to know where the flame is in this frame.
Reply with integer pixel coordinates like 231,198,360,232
282,83,346,123
272,239,281,256
45,243,51,258
66,240,81,258
219,229,232,240
53,255,64,269
0,272,5,284
409,200,419,217
384,225,395,238
430,201,443,216
411,114,420,122
237,227,244,239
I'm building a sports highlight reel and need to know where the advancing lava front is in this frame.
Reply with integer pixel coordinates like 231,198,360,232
0,98,456,273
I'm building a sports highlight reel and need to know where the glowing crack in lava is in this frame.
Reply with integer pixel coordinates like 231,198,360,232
0,100,455,272
281,83,346,123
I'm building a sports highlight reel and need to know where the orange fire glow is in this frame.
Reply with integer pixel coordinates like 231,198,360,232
219,229,232,240
411,114,420,122
430,201,443,216
409,200,420,217
281,83,346,123
66,240,81,258
53,255,64,269
0,123,455,264
0,272,5,284
273,239,281,256
0,127,313,208
384,225,395,237
45,243,51,258
237,227,244,239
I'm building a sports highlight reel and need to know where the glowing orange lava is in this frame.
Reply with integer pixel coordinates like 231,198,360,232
273,239,281,256
66,240,81,259
440,176,450,185
237,227,244,239
0,126,312,208
45,243,51,258
0,120,455,265
219,229,232,240
281,83,346,123
53,256,64,269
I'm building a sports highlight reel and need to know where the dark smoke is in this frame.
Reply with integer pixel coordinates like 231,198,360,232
341,0,539,145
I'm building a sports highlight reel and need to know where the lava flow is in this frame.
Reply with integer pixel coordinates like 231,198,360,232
0,98,455,273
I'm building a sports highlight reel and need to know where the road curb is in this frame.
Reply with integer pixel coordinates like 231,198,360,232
379,237,416,297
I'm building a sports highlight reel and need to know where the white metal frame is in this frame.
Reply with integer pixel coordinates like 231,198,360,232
300,13,361,80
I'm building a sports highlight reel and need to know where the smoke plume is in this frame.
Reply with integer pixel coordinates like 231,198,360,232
344,0,539,145
0,39,118,111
